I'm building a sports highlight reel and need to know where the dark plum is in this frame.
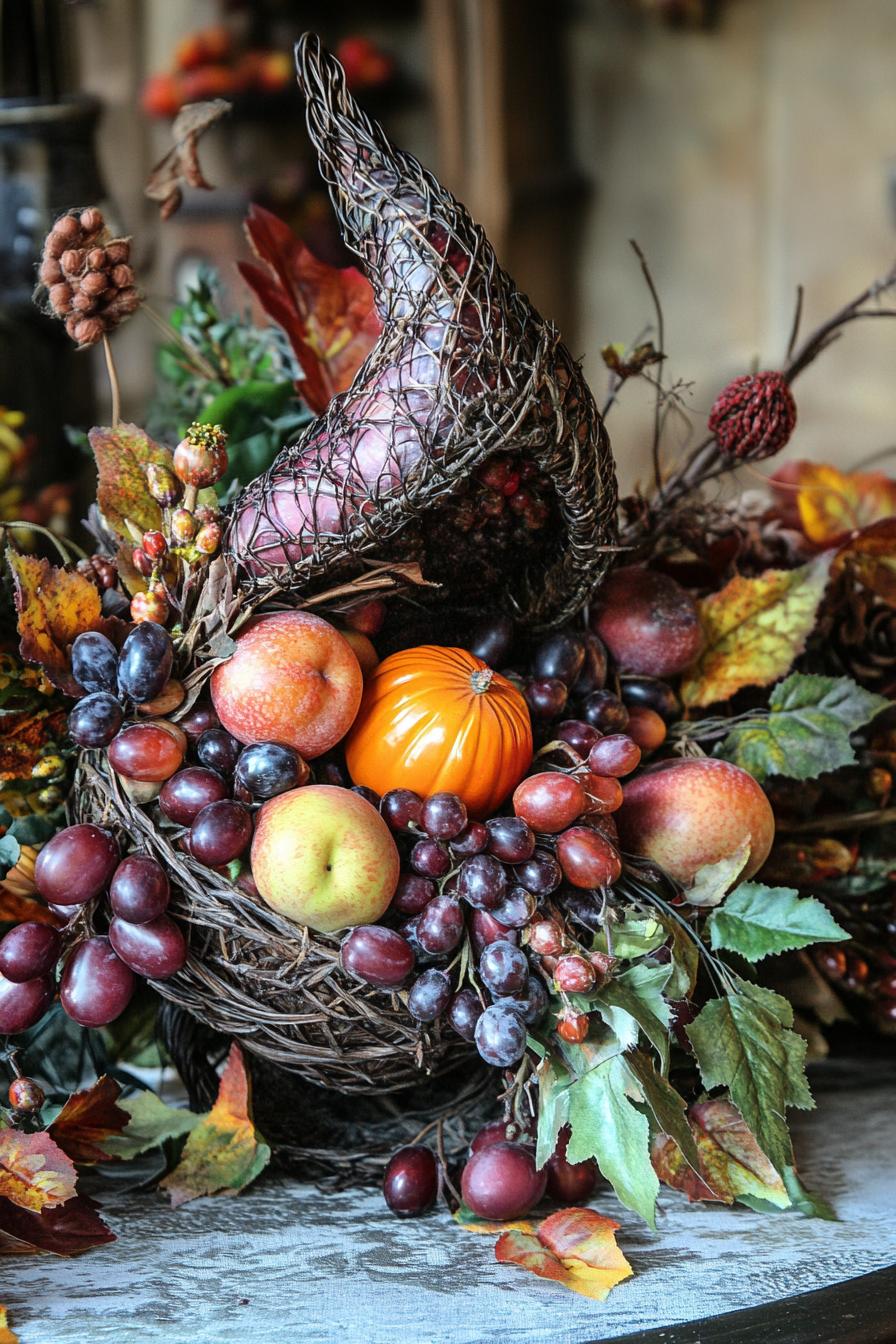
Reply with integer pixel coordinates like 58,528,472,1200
71,630,118,694
117,621,173,704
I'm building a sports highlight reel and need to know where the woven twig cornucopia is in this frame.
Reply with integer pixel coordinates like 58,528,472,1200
229,34,617,630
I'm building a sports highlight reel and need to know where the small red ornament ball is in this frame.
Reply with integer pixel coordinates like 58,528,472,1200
708,371,797,461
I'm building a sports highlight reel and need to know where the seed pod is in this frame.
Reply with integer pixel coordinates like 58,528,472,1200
170,508,197,544
104,287,140,318
86,247,107,270
146,464,182,507
79,206,104,236
72,317,105,346
71,291,96,314
194,521,222,555
48,282,73,314
105,240,130,265
142,530,167,560
52,214,82,245
39,257,63,285
173,423,228,487
60,248,86,275
81,271,108,298
131,589,170,625
110,263,134,289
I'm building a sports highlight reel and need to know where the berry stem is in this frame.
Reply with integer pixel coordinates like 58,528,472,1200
102,334,122,427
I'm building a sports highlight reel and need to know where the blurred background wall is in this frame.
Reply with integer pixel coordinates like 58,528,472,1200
2,0,894,495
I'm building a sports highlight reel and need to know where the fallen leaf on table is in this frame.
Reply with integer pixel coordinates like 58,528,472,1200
239,203,380,415
680,554,833,708
145,99,231,220
104,1089,201,1161
496,1208,633,1301
48,1076,129,1165
6,549,108,695
0,1303,19,1343
652,1098,790,1208
160,1043,270,1208
0,1129,77,1212
795,462,896,546
0,1193,114,1257
88,423,174,541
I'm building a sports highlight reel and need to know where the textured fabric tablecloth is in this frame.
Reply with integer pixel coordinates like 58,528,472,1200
4,1060,894,1344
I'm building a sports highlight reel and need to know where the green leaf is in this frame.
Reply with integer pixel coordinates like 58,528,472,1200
199,379,294,445
718,673,889,782
565,1055,659,1227
535,1058,571,1170
0,833,21,880
707,882,847,961
595,963,672,1073
103,1091,200,1160
782,1166,837,1220
686,980,813,1176
686,841,750,908
624,1049,699,1172
593,916,666,961
664,923,700,1001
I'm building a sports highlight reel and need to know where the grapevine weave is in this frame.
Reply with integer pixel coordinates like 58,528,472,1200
228,34,617,629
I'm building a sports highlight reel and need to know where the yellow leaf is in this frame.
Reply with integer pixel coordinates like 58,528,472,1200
0,1130,78,1213
680,555,833,708
0,1303,20,1343
796,462,896,545
159,1044,270,1208
496,1208,633,1301
836,517,896,605
652,1098,789,1207
6,549,106,694
88,423,172,540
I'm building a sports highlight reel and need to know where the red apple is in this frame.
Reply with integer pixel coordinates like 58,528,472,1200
616,758,774,884
339,627,379,679
591,566,704,679
251,785,399,932
210,611,362,759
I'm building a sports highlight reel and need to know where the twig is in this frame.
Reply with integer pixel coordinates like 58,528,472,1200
785,284,804,361
101,335,121,427
143,302,221,386
0,522,88,564
630,240,667,493
776,805,896,836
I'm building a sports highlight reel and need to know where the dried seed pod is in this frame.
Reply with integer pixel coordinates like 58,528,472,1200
52,214,82,245
48,282,73,314
86,247,107,270
147,464,182,508
110,263,134,289
64,314,80,339
103,287,141,318
39,257,63,286
72,317,105,346
71,291,97,314
105,240,130,265
81,271,108,298
79,206,104,236
60,248,86,276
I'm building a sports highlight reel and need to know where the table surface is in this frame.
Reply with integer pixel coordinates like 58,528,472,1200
3,1059,895,1344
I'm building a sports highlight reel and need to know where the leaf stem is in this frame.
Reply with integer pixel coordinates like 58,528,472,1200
0,521,88,564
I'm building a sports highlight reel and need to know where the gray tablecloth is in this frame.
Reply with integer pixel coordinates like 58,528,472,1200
4,1060,894,1344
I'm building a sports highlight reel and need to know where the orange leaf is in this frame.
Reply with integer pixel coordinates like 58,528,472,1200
0,1129,77,1213
0,1303,19,1343
48,1077,129,1165
796,462,896,546
0,706,67,782
6,550,106,694
239,203,381,414
652,1098,789,1208
680,554,833,708
159,1043,270,1208
496,1208,633,1301
0,847,61,927
837,517,896,605
0,1193,114,1257
88,423,174,541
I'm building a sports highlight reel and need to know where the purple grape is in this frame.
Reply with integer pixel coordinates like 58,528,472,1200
383,1145,439,1217
581,690,630,733
555,719,601,757
352,785,381,808
159,767,229,827
517,975,548,1025
416,896,464,955
0,923,62,982
448,987,484,1040
109,854,170,923
109,914,187,980
571,632,608,696
60,936,135,1027
341,926,415,988
116,621,173,704
525,677,568,722
68,692,123,748
486,816,535,864
514,849,562,896
34,824,119,906
71,630,118,694
391,874,436,916
474,1002,528,1067
468,615,514,667
531,631,585,687
421,792,468,841
450,822,489,856
479,940,529,996
0,973,54,1034
235,742,302,799
380,788,423,831
189,800,252,866
410,839,451,879
196,728,241,776
619,675,680,723
490,886,535,929
407,968,453,1022
457,854,507,910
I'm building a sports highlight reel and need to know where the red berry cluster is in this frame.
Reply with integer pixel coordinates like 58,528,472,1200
450,453,552,540
708,370,797,462
38,208,140,347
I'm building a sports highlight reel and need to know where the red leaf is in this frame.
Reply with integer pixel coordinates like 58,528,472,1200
495,1208,633,1300
0,1193,114,1257
0,1130,77,1212
48,1077,129,1165
239,203,380,414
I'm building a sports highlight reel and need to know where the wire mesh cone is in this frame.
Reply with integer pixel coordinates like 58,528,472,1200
228,33,617,629
73,757,470,1094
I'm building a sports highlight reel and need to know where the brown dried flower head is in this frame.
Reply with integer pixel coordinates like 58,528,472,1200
35,207,141,348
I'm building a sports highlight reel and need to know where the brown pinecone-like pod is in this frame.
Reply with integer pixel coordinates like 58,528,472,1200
708,370,797,462
34,207,140,348
228,34,617,631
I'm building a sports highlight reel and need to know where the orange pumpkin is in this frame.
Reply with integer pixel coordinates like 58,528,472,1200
344,646,533,818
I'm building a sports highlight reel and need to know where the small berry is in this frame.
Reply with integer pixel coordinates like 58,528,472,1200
146,464,182,507
8,1077,45,1112
132,547,154,578
142,530,167,560
194,521,222,555
170,508,197,544
554,954,596,994
173,423,228,487
557,1012,589,1044
131,589,169,624
527,920,564,957
708,370,797,462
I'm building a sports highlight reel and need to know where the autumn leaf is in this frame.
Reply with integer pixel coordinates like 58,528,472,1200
795,462,896,545
0,706,67,783
0,1193,114,1257
145,99,231,220
0,1129,77,1212
48,1077,129,1165
652,1098,790,1208
837,517,896,604
159,1044,270,1208
680,554,833,708
0,1303,19,1344
6,549,106,694
103,1090,200,1161
239,203,381,415
88,423,174,540
496,1208,633,1301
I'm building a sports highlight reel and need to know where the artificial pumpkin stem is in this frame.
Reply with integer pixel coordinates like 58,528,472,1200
470,667,495,695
